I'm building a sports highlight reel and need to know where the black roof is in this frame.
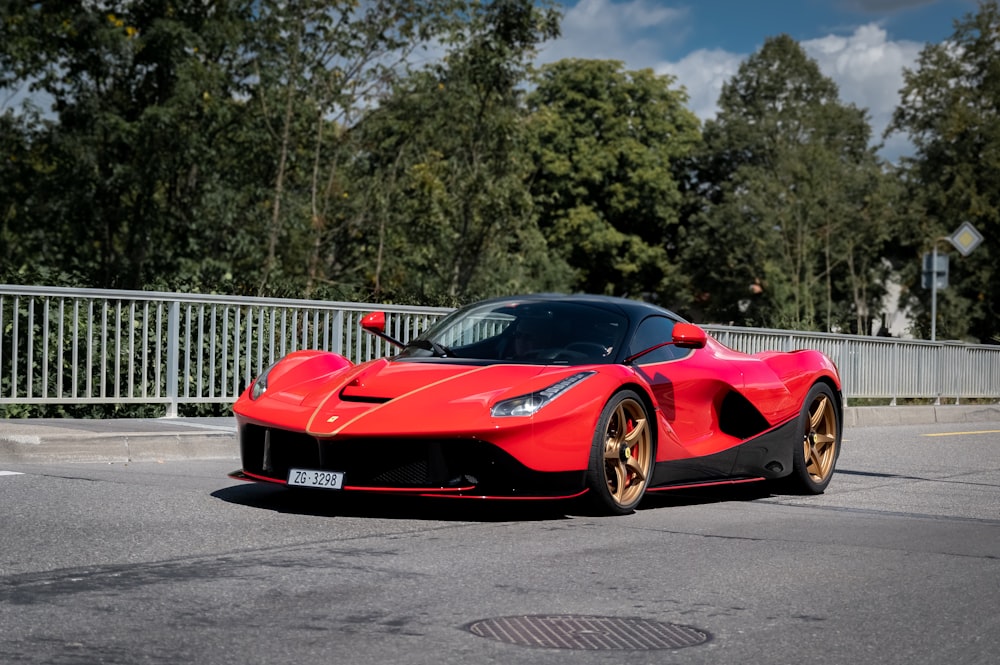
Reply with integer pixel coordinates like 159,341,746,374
469,293,685,323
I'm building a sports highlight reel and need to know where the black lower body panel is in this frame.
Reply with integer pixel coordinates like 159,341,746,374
730,417,798,479
238,423,586,498
650,417,798,489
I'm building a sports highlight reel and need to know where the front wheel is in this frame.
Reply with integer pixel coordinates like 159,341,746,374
784,382,841,494
586,390,655,515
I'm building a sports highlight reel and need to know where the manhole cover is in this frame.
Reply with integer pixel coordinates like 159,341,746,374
466,614,710,650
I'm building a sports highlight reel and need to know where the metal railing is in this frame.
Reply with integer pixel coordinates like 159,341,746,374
2,285,999,415
704,326,1000,406
0,285,448,416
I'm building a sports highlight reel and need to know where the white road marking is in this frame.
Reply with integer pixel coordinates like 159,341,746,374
167,421,237,432
923,429,1000,437
0,470,24,476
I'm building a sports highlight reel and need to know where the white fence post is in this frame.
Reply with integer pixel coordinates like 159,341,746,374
165,300,180,418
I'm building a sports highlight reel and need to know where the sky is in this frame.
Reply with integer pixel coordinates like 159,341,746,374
539,0,980,160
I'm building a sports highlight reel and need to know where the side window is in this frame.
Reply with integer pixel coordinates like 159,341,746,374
627,316,689,365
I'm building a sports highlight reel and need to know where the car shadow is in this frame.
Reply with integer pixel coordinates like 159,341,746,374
637,482,776,511
214,479,775,521
211,482,577,522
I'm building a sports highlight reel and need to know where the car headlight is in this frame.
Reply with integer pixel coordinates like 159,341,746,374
250,362,278,400
491,371,596,417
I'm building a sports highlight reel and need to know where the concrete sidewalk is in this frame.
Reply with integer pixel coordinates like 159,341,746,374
1,405,998,465
0,417,238,464
842,403,1000,427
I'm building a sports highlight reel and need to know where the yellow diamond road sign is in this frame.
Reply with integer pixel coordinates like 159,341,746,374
949,221,983,257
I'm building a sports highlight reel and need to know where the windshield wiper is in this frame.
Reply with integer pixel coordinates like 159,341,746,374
405,339,455,358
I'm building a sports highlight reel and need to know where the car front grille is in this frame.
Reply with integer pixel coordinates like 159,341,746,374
241,423,494,489
238,423,584,496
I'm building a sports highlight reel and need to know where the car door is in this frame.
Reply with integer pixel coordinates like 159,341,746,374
627,315,742,481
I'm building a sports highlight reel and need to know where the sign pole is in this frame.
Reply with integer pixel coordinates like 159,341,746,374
930,242,938,342
926,221,982,342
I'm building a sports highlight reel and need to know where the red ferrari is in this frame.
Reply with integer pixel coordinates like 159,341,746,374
230,294,842,514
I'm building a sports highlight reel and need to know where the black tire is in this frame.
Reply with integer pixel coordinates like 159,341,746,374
783,382,841,494
586,390,655,515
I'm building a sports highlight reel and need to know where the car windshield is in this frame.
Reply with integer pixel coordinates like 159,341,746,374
398,299,629,364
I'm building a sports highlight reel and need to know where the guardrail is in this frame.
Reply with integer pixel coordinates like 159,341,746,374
0,285,448,416
703,326,1000,407
2,285,999,415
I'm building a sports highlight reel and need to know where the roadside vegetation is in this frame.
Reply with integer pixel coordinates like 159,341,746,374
2,0,999,344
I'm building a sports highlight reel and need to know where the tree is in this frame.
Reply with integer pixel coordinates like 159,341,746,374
886,0,1000,342
345,0,571,303
0,1,481,298
525,59,701,303
0,1,254,290
241,0,473,298
686,35,896,332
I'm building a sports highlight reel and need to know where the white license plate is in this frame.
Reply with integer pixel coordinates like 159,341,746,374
287,468,344,490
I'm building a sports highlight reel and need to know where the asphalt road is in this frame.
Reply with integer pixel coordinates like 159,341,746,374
1,422,998,665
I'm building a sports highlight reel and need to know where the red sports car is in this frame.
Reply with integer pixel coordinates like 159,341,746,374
230,294,842,514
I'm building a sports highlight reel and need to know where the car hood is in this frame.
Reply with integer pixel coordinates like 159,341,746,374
264,359,593,438
339,360,537,403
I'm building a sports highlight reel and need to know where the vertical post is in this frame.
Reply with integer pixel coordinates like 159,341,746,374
332,310,344,356
930,242,938,342
165,300,180,418
11,296,19,400
934,344,942,406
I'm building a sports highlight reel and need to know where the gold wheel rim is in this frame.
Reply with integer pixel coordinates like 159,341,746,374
603,398,652,507
803,393,838,483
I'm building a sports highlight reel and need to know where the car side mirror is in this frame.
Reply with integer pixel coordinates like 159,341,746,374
672,322,707,349
361,311,386,334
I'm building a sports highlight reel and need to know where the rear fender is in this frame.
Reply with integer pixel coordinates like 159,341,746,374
758,349,842,396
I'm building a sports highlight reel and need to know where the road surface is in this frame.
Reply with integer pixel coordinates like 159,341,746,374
1,421,998,665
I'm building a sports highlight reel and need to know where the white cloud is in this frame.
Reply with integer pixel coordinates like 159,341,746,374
654,49,744,122
802,23,923,157
658,24,922,160
539,0,689,65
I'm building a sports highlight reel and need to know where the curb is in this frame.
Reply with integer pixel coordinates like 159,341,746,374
0,418,238,464
843,404,1000,427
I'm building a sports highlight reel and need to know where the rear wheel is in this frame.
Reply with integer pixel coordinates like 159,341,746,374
784,383,840,494
586,390,654,515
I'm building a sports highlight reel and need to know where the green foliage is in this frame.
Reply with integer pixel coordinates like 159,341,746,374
685,35,897,332
239,0,476,298
1,1,256,290
886,0,1000,342
346,0,572,304
525,59,701,304
0,1,477,300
